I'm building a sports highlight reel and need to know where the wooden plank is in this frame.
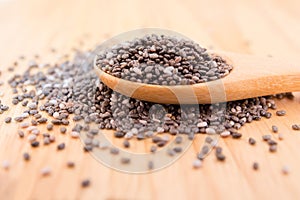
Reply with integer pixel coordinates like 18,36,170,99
0,0,300,199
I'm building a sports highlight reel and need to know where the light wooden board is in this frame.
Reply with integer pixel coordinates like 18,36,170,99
0,0,300,199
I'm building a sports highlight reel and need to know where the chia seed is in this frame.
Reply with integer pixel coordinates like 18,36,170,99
23,152,30,161
276,110,286,116
81,179,91,188
248,137,256,145
4,117,12,123
57,143,66,150
253,162,259,170
31,141,40,147
67,161,75,168
292,124,300,131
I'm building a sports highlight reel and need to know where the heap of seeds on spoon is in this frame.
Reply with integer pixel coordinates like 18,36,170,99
96,34,232,85
1,34,297,181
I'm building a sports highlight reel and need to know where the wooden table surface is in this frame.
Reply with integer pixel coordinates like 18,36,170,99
1,0,300,199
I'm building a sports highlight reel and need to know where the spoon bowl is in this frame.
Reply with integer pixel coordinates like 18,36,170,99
94,50,300,104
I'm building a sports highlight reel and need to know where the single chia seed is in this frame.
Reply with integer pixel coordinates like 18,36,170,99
192,159,202,169
120,157,131,164
60,127,67,134
248,137,256,145
31,141,40,147
123,140,130,148
253,162,259,170
46,124,53,131
81,179,91,188
4,117,12,123
272,125,278,133
232,132,242,139
262,135,272,141
67,161,75,168
17,130,25,138
40,166,51,176
57,143,66,150
269,145,277,152
23,152,30,161
276,110,286,116
292,124,300,131
110,147,119,155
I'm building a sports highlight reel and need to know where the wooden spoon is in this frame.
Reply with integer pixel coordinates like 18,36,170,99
94,50,300,104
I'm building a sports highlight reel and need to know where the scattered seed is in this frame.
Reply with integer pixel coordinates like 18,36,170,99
269,145,277,152
220,130,230,137
14,117,24,122
28,102,37,110
173,147,182,153
192,159,202,169
216,153,226,161
27,134,37,142
60,127,67,134
46,124,53,131
49,135,55,142
20,122,30,128
31,141,40,147
120,157,130,164
276,110,286,116
43,137,50,145
175,136,183,144
4,117,12,123
248,137,256,145
57,143,65,150
41,167,51,176
253,162,259,170
83,145,92,152
31,129,40,135
110,147,119,155
81,179,91,188
71,131,79,138
205,136,213,144
215,147,226,161
262,135,271,141
206,128,216,135
272,125,278,133
23,152,30,161
18,130,25,138
267,139,277,146
150,145,157,153
292,124,300,131
67,161,75,168
148,161,154,170
123,140,130,148
232,132,242,139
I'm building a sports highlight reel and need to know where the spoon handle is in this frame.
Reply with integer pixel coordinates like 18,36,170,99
212,51,300,102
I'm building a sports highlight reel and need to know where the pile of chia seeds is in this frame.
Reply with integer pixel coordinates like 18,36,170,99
1,34,297,179
7,45,293,151
96,34,233,85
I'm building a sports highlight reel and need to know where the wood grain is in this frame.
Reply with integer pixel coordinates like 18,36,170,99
0,0,300,199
